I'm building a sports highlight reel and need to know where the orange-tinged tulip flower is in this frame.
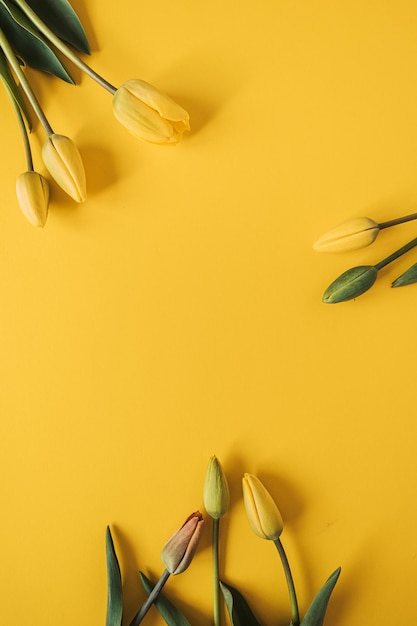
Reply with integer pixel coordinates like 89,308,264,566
161,511,204,575
42,134,86,202
16,170,49,227
242,473,283,540
112,79,190,145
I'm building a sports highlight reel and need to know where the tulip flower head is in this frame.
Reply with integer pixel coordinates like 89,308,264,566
242,473,283,541
322,265,378,303
161,511,204,575
112,79,190,145
42,134,86,203
203,455,230,519
313,217,380,253
16,171,49,227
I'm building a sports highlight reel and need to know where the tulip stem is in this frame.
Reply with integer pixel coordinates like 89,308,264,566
374,236,417,270
7,88,33,171
0,28,53,135
13,0,117,94
274,538,300,626
213,518,221,626
379,212,417,230
129,568,171,626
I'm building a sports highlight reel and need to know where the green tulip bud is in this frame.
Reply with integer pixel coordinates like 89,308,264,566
161,511,204,575
392,263,417,287
42,134,86,202
203,455,230,519
242,473,283,541
322,266,378,303
314,217,380,253
16,171,49,227
112,79,190,145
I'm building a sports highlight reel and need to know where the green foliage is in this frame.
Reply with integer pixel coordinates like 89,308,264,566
24,0,90,54
300,568,341,626
106,527,123,626
139,572,192,626
0,48,32,128
392,263,417,287
219,581,261,626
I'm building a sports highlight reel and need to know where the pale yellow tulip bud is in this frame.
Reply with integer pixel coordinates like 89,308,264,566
161,511,204,575
112,79,190,145
42,134,86,202
203,455,230,519
16,171,49,228
313,217,380,252
242,473,283,541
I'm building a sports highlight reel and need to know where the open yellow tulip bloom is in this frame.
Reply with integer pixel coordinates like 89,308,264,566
112,79,190,145
16,171,49,228
313,217,380,252
242,473,283,540
42,134,86,203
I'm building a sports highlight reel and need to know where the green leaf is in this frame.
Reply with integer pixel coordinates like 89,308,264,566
219,581,261,626
0,48,32,129
24,0,91,54
0,0,74,82
300,567,341,626
392,263,417,287
139,572,192,626
106,526,123,626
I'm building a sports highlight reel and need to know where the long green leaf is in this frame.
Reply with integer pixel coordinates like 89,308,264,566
139,572,192,626
300,567,341,626
219,581,261,626
0,48,32,128
392,263,417,287
24,0,90,54
0,0,74,82
106,526,123,626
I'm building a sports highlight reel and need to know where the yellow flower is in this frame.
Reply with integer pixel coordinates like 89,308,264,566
16,171,49,228
161,511,204,575
203,455,230,519
313,217,380,252
112,79,190,145
242,473,283,540
42,134,86,202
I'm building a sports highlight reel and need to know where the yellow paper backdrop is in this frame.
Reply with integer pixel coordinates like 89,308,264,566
1,0,417,624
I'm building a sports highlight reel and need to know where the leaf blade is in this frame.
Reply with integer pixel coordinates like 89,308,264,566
300,567,341,626
219,581,261,626
139,572,192,626
106,526,123,626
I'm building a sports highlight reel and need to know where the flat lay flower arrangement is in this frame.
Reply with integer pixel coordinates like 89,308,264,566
314,212,417,302
106,456,341,626
0,0,189,227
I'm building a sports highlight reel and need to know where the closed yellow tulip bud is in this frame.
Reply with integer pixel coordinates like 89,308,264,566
112,79,190,145
203,455,230,519
313,217,380,252
161,511,204,575
16,171,49,228
242,473,283,541
42,134,86,202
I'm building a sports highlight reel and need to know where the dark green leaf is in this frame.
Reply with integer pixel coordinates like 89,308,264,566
322,266,378,303
300,567,341,626
0,0,74,82
0,48,32,128
139,572,192,626
219,581,261,626
25,0,90,54
392,263,417,287
106,526,123,626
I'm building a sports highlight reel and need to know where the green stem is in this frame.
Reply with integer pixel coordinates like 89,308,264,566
375,236,417,270
274,538,300,626
13,0,117,94
9,92,33,170
379,212,417,230
129,568,171,626
0,28,53,135
213,518,221,626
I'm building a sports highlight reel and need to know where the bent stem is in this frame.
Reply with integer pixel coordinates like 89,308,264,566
213,518,221,626
374,236,417,271
0,28,53,135
13,0,117,94
274,538,300,626
129,568,171,626
9,92,33,170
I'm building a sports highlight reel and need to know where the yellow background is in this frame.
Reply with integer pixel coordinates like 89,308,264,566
1,0,417,624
